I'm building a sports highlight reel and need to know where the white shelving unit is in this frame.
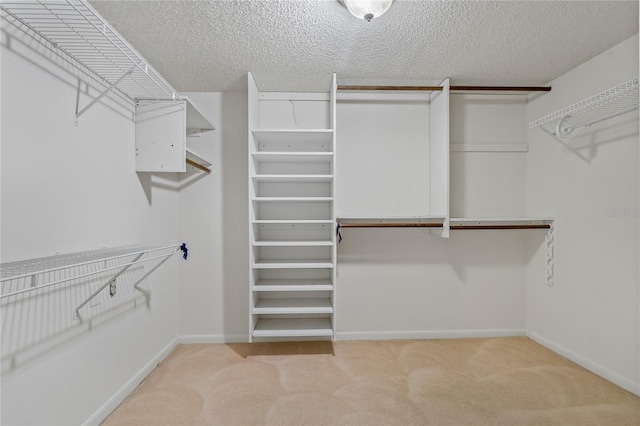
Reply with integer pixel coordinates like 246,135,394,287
135,97,215,173
0,1,214,174
248,72,337,341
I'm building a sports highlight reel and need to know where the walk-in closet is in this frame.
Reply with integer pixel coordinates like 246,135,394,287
1,1,638,424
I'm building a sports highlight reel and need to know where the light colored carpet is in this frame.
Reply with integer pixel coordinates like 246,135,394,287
102,337,640,425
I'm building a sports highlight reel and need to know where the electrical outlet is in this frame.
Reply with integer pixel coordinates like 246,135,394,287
109,279,116,297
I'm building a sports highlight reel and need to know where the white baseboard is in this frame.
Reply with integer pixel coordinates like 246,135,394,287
179,334,249,344
335,329,527,341
528,331,640,397
83,337,179,426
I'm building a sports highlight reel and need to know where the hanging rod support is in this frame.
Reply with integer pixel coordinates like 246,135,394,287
540,127,591,164
74,65,136,125
75,252,145,315
186,158,211,174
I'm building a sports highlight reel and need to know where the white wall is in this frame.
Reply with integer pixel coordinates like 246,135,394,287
336,97,430,217
1,22,181,424
177,91,249,342
525,34,639,395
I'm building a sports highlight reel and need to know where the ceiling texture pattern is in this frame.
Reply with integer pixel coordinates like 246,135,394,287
89,0,639,92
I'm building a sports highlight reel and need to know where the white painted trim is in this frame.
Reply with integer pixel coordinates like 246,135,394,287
83,337,179,426
178,334,249,344
528,331,640,397
335,329,526,341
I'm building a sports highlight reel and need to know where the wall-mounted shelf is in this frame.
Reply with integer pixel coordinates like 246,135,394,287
0,1,216,174
337,216,445,228
449,218,554,230
529,77,639,163
0,1,181,120
253,318,334,338
336,217,551,230
1,244,187,316
136,97,215,173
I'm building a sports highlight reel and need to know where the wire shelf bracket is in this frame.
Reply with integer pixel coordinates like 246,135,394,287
529,77,639,164
1,244,188,317
0,0,182,124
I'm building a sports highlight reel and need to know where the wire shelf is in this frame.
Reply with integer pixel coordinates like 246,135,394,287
529,77,639,136
0,0,180,104
1,244,186,313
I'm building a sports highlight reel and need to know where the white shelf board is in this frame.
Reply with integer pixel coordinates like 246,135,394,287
253,241,334,247
337,216,445,225
252,175,333,183
253,279,333,292
253,259,334,269
183,96,215,134
449,217,554,228
253,298,333,314
253,318,333,337
252,129,333,144
252,152,333,163
253,197,333,202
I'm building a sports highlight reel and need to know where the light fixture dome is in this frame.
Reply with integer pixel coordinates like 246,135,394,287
343,0,393,22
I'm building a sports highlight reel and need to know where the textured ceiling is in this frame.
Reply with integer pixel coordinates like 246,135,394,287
89,0,639,92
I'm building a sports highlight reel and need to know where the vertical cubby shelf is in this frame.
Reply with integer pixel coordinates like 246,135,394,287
248,73,337,341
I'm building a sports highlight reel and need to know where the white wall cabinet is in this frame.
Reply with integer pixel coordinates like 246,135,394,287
135,97,215,173
247,73,337,341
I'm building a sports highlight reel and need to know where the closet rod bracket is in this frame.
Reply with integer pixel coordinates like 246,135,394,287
540,126,591,164
75,252,144,315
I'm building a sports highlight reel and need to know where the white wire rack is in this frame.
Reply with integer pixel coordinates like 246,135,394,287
0,0,182,122
529,77,639,163
0,244,186,315
530,78,639,136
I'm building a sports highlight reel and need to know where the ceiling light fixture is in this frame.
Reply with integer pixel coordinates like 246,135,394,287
342,0,393,22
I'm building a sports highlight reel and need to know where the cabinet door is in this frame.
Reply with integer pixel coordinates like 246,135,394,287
135,101,186,172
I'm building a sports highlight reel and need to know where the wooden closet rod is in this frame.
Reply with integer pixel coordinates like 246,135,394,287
450,224,551,230
186,158,211,174
337,85,551,92
338,223,551,230
338,223,443,228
